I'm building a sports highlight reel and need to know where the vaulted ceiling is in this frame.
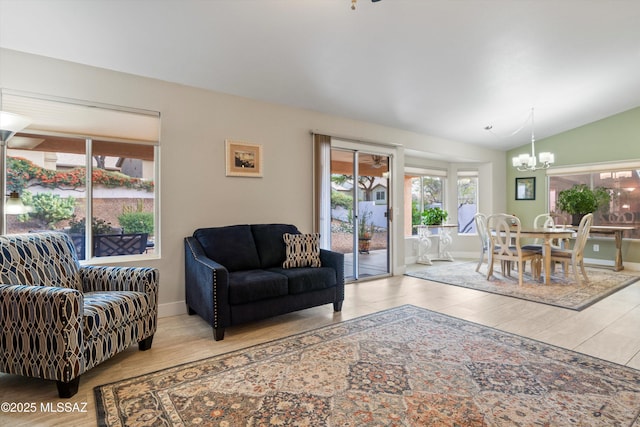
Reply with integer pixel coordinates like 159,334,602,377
1,0,639,151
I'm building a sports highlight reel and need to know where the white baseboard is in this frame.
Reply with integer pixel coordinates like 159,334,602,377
158,300,187,318
583,258,640,271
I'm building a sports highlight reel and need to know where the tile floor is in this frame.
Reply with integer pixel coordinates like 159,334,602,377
400,261,640,368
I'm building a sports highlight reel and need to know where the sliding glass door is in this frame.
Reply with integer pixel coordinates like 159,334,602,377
330,148,391,281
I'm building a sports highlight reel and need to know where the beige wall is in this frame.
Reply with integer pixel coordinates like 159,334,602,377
1,48,506,316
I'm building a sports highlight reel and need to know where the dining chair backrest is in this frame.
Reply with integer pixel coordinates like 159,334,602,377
487,213,521,259
486,213,543,284
473,213,489,272
474,213,489,250
532,213,555,246
549,213,567,228
549,212,593,285
572,213,593,260
533,213,554,229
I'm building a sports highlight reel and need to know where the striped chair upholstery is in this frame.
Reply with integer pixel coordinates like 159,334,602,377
0,231,158,398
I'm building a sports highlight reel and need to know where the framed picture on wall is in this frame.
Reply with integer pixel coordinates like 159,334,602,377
515,177,535,200
225,140,263,177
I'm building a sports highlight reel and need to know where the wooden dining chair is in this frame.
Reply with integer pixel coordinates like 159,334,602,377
486,213,541,285
550,213,593,286
522,213,555,251
473,213,489,272
521,213,569,251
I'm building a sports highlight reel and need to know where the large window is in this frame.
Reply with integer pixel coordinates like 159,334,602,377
404,169,445,236
549,164,640,239
2,92,159,260
457,171,478,234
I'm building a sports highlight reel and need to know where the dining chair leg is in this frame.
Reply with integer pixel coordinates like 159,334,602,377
531,256,541,280
475,250,484,272
501,260,511,277
486,258,494,280
572,260,582,286
579,261,589,284
517,260,524,286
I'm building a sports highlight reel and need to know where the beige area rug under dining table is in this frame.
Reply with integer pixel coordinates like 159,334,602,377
406,261,639,310
94,305,640,426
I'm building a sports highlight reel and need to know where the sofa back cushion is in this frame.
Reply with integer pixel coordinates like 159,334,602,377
0,231,83,291
193,225,261,272
251,224,300,269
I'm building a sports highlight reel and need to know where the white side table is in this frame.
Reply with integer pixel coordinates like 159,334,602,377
416,225,434,265
417,224,457,264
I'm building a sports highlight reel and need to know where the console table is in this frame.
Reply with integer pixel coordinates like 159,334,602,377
588,225,636,271
416,224,457,265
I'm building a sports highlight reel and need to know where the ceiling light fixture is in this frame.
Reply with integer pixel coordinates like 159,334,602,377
510,108,554,172
371,155,384,168
1,111,32,217
0,111,31,142
5,191,29,215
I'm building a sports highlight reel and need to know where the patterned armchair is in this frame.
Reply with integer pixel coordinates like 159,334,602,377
0,231,158,398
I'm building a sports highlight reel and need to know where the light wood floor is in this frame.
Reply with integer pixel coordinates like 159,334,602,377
2,264,640,426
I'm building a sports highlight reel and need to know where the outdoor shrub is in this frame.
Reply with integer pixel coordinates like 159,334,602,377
68,216,114,235
6,156,153,192
331,190,352,209
19,191,76,229
118,211,154,234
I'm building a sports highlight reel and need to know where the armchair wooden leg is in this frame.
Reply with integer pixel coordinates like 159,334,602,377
138,335,154,351
56,377,80,398
334,301,343,312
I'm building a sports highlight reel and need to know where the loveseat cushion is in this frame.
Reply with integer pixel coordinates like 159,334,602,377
228,270,289,305
251,224,300,268
268,267,337,294
194,225,260,272
83,291,152,340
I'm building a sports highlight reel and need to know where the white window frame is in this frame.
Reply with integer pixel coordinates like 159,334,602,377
1,91,161,262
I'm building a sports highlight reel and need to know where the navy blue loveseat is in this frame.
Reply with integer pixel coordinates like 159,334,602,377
184,224,344,340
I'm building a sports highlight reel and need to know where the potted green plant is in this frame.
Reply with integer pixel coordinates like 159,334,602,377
68,215,114,235
556,184,610,225
358,210,374,253
422,207,448,226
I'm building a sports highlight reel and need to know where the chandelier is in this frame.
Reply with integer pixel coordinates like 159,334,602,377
511,108,555,172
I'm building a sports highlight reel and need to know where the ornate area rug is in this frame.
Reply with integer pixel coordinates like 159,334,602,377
94,305,640,426
406,261,639,310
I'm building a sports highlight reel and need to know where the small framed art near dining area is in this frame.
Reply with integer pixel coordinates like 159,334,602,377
515,177,535,200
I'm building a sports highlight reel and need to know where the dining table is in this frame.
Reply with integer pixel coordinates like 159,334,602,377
518,227,575,285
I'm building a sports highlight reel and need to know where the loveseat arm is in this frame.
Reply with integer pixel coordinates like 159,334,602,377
184,237,231,333
0,284,84,383
320,249,345,304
